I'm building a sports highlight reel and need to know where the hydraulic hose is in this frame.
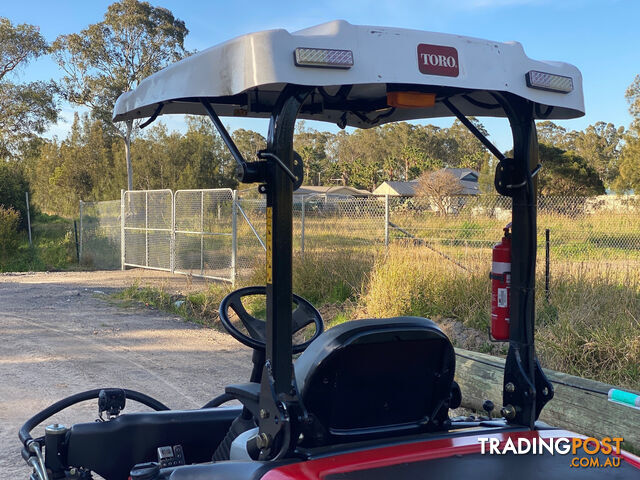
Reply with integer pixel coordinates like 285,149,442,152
19,388,170,446
200,393,235,409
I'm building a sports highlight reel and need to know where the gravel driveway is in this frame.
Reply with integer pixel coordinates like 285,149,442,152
0,270,252,478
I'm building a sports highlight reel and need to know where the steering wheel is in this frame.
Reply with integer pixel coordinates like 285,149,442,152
218,286,323,353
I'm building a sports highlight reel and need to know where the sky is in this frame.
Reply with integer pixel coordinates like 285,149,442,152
3,0,640,151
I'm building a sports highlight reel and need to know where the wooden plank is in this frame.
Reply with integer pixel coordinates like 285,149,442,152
454,348,640,450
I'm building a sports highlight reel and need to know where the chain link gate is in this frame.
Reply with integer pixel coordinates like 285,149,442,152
122,189,174,271
121,189,237,282
173,189,235,282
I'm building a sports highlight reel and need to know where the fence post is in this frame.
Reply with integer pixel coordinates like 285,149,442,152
79,200,83,262
301,195,306,255
25,192,32,246
545,228,550,302
231,190,238,285
73,220,80,263
145,191,149,267
384,194,390,247
200,190,205,276
171,191,176,274
121,189,125,270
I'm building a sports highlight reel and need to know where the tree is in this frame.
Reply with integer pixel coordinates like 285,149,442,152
380,123,442,181
613,130,640,193
0,18,46,79
536,121,569,149
571,122,624,187
0,18,57,159
440,118,491,171
24,114,125,215
614,75,640,193
416,169,464,216
625,74,640,122
52,0,188,191
294,123,331,185
0,161,31,230
537,143,605,196
536,120,624,188
233,128,266,162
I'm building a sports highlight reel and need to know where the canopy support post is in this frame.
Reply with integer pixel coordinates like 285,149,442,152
493,93,553,428
257,85,313,460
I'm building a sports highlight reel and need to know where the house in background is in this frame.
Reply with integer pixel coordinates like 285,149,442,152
373,168,479,196
372,179,420,196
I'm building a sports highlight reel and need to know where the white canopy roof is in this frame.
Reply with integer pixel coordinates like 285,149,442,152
113,20,584,127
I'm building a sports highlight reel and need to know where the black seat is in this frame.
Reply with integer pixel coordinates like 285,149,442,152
294,317,456,447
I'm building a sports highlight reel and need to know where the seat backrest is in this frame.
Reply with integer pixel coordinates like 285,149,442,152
294,317,455,446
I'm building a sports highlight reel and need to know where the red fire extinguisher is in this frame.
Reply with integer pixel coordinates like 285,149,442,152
490,224,512,341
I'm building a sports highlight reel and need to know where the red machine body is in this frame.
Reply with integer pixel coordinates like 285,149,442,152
491,225,512,341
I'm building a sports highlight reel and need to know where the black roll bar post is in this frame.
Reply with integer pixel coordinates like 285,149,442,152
493,92,554,428
256,84,314,460
447,92,554,428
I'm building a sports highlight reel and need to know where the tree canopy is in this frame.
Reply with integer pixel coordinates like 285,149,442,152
612,75,640,193
52,0,189,190
416,169,464,216
537,143,605,196
0,17,57,159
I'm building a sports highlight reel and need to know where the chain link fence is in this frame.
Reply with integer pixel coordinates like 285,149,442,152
388,194,640,273
78,199,121,269
122,189,173,271
235,194,267,278
80,192,640,281
174,189,234,281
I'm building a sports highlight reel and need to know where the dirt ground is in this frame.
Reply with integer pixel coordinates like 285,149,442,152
0,269,252,478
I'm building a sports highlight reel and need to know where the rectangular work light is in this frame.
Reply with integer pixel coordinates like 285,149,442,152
294,48,354,69
526,70,574,93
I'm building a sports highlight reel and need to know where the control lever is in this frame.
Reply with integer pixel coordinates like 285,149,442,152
483,400,495,418
98,389,126,420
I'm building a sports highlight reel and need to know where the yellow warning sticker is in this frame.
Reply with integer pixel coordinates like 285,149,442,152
266,207,273,284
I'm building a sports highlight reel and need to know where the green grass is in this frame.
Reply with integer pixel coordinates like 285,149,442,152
113,281,234,328
0,213,77,272
360,246,640,390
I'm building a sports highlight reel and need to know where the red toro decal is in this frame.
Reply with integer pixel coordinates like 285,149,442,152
417,44,459,77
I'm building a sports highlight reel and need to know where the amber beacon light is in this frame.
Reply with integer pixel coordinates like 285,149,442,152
386,91,436,109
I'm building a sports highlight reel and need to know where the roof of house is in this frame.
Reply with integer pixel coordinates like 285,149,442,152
373,168,479,196
445,168,479,182
372,180,419,196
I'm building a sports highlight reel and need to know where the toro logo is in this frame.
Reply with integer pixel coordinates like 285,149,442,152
417,44,459,77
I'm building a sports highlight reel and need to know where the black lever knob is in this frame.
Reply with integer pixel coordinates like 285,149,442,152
130,462,160,480
482,400,495,418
